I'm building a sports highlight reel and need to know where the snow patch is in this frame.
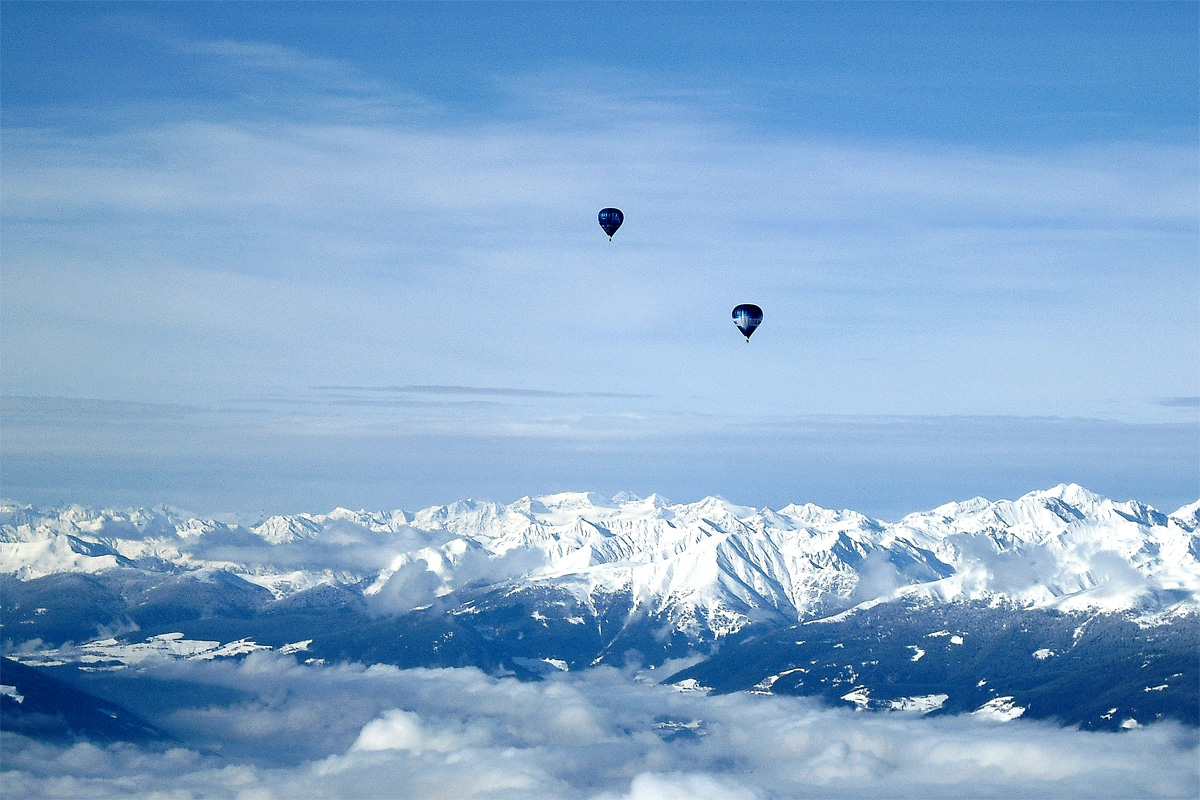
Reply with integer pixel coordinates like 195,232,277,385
672,678,711,693
750,675,779,694
972,697,1026,722
841,687,871,710
511,657,570,675
8,633,272,668
888,694,948,714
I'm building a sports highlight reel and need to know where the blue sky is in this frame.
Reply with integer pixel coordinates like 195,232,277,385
2,2,1197,517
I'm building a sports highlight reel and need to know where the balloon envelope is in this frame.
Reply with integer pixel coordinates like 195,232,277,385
598,208,623,238
732,304,763,340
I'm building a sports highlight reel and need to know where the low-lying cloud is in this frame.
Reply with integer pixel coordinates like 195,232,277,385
4,653,1196,798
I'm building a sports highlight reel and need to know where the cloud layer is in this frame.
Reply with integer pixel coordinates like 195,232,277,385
3,654,1197,799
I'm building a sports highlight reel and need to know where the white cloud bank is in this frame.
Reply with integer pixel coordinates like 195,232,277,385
3,653,1196,799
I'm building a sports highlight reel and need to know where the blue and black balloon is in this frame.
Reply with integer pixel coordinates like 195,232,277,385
598,207,761,343
598,208,623,239
732,304,763,342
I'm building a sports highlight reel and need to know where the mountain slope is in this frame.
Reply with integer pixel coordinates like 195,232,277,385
3,485,1196,644
3,486,1198,734
1,657,171,744
664,601,1199,731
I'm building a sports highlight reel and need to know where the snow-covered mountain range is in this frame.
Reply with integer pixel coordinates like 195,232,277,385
4,484,1198,733
3,484,1198,638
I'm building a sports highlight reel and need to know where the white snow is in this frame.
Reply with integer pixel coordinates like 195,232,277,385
1032,648,1055,660
191,638,272,660
9,633,273,669
972,697,1026,722
753,666,809,694
512,656,570,674
1,685,25,704
654,718,705,737
672,678,711,693
841,687,871,710
2,484,1198,642
888,694,948,714
750,675,780,694
908,646,925,662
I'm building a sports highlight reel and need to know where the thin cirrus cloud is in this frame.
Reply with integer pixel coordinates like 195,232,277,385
314,385,651,399
3,101,1193,420
0,395,206,423
2,655,1196,799
177,37,434,119
1,29,1195,515
183,39,381,89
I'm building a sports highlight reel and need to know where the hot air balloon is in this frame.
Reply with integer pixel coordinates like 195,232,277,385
598,208,623,239
732,304,763,342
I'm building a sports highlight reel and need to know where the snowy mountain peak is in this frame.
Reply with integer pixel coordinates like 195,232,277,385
251,514,323,545
778,502,876,530
2,487,1198,636
1169,499,1200,531
536,491,614,510
1023,483,1107,508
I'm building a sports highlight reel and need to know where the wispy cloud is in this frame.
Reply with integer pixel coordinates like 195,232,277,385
1159,396,1200,408
178,38,434,120
1,396,205,422
315,385,650,399
185,40,380,90
2,32,1194,513
4,106,1193,422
